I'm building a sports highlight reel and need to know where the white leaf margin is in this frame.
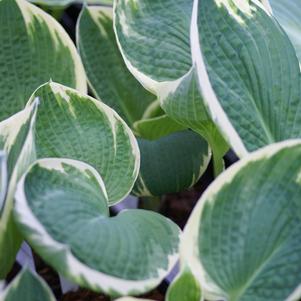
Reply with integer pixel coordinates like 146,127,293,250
14,158,179,296
0,152,7,214
18,0,87,94
26,81,141,206
190,0,249,158
181,139,301,301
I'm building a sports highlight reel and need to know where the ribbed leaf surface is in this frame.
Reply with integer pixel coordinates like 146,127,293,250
191,0,301,157
78,6,154,126
183,141,301,301
29,82,139,205
14,158,180,296
114,0,228,174
78,5,211,195
0,0,86,122
0,82,139,278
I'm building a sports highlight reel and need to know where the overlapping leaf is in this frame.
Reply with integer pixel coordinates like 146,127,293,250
182,141,301,301
0,0,86,122
77,6,154,126
0,102,37,278
191,0,301,157
0,82,139,279
268,0,301,63
0,268,56,301
134,131,210,197
14,158,180,296
78,5,211,197
28,82,139,205
114,0,228,175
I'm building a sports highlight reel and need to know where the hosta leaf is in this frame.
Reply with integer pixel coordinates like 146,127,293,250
77,6,154,126
0,101,37,278
28,82,139,205
141,100,164,120
0,268,55,301
0,0,86,122
182,140,301,301
133,115,186,141
0,153,7,214
29,0,113,6
14,158,180,296
1,81,139,277
78,5,210,195
166,266,202,301
114,0,228,175
268,0,301,63
191,0,301,157
133,131,210,197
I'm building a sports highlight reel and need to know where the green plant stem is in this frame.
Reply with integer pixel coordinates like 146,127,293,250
139,196,162,212
203,129,229,178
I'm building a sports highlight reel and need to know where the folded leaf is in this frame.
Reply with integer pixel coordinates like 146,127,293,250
28,82,139,205
78,5,211,195
268,0,301,63
133,131,210,197
1,81,139,278
182,140,301,301
0,268,56,301
0,0,86,122
14,158,180,296
0,101,38,278
114,0,228,175
191,0,301,157
77,6,154,126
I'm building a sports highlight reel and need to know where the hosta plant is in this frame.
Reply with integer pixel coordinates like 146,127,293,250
182,140,301,301
1,81,180,296
77,5,211,197
1,0,301,300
